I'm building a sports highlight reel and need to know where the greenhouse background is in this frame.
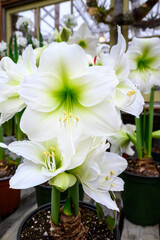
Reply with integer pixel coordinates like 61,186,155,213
0,1,160,240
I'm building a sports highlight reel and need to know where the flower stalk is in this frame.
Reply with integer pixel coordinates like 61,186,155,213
148,86,154,157
51,186,60,225
68,181,79,216
0,127,5,161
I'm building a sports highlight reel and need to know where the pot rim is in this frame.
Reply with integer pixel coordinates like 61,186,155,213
123,170,160,180
0,175,11,182
17,201,120,240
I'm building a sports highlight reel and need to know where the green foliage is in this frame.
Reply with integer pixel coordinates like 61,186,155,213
96,203,104,220
60,27,72,42
105,215,116,234
39,27,43,47
0,126,5,161
64,195,72,216
14,35,18,63
152,130,160,139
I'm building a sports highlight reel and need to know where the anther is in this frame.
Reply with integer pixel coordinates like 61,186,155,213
69,113,72,118
110,170,115,176
127,90,136,96
50,147,55,151
75,116,79,121
63,115,68,122
110,184,114,187
59,116,62,122
106,176,109,180
63,111,67,115
44,151,48,156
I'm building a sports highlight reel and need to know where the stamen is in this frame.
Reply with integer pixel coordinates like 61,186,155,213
50,147,55,151
69,113,72,118
127,90,136,96
110,170,115,176
75,116,79,121
106,176,109,180
110,184,114,187
63,111,67,115
59,116,62,122
44,151,48,156
63,115,68,122
52,152,55,157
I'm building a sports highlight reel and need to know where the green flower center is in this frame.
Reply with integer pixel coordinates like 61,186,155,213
137,47,156,71
78,40,87,49
43,147,62,172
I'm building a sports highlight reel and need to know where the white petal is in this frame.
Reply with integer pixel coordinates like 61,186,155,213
39,42,88,79
8,141,46,164
72,66,118,107
0,98,25,113
67,137,93,170
78,99,121,137
0,113,15,125
83,184,119,211
20,72,63,112
20,107,60,141
9,161,50,189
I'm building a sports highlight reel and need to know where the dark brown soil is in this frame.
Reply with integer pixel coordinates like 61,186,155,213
20,206,117,240
0,159,17,178
126,158,160,177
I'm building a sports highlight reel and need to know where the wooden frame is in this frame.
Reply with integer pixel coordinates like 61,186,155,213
0,0,70,42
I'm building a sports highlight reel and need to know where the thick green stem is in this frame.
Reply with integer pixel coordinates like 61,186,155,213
68,181,79,216
135,115,143,158
4,119,13,136
148,86,154,157
0,126,5,161
51,186,60,225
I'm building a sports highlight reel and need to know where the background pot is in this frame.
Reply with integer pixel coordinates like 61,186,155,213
17,201,120,240
35,183,84,207
0,176,20,216
121,171,160,226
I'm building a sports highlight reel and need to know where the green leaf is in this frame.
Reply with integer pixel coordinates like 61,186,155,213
96,203,104,220
127,133,137,148
105,215,115,233
14,35,18,63
152,130,160,139
64,195,72,216
0,126,5,161
39,27,43,47
9,37,14,60
54,28,62,42
60,27,72,42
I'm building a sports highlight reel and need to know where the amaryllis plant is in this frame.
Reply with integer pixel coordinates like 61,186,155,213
127,37,160,162
0,24,144,238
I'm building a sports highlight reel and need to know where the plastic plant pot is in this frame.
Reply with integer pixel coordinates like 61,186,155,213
121,171,160,226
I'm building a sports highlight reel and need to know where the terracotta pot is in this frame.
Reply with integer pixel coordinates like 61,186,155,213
0,176,20,216
17,201,120,240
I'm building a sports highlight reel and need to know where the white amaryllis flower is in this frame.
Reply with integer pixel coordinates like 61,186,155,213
127,37,160,94
15,31,23,38
108,123,136,156
19,42,121,156
69,23,98,56
62,14,77,30
100,27,144,117
0,41,7,57
0,45,37,124
17,36,27,47
0,136,93,189
16,17,34,30
71,140,127,211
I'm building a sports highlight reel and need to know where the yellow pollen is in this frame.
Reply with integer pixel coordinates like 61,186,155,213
49,154,52,157
50,147,55,151
106,176,109,180
59,116,62,122
110,184,114,187
52,152,55,157
127,90,136,96
110,170,115,176
75,116,79,121
69,113,72,118
63,115,68,122
63,111,67,115
44,151,48,156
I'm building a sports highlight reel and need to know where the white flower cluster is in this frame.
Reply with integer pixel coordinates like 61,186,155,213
16,16,34,30
0,41,7,57
62,14,77,29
